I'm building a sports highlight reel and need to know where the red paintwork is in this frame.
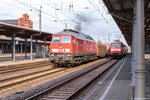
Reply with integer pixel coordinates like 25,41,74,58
50,34,96,55
109,42,128,56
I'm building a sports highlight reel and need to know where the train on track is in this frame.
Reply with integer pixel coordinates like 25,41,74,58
49,29,107,66
109,40,128,58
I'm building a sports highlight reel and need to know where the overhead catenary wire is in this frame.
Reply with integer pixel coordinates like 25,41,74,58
14,0,108,34
86,0,127,43
41,0,78,23
98,0,129,44
98,0,125,31
41,0,87,31
87,0,116,31
1,1,59,22
56,0,106,36
0,12,17,18
42,0,99,38
0,0,123,43
13,0,68,31
58,0,80,16
15,0,61,20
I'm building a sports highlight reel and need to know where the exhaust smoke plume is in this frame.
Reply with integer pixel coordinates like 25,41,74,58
74,12,95,32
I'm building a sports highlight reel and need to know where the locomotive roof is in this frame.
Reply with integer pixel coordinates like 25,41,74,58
54,29,95,42
111,42,127,46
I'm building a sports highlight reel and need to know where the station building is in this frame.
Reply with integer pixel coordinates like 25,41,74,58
0,14,52,59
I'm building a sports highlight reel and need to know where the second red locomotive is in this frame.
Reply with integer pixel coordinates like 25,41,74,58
109,40,128,58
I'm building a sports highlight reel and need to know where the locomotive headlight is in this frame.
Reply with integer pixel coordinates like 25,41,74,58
111,49,121,51
62,49,70,52
116,49,121,51
52,49,58,52
65,49,70,52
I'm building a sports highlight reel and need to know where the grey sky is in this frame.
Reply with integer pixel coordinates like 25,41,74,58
0,0,127,45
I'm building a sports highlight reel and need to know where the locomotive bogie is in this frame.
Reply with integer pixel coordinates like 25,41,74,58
49,53,97,66
50,53,73,63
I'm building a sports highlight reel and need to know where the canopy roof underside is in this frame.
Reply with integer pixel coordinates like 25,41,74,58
103,0,150,45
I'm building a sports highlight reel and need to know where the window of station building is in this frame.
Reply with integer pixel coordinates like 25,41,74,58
62,36,71,43
111,43,121,48
145,44,150,54
52,37,60,43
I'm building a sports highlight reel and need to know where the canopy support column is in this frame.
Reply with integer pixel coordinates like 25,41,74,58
131,17,137,99
30,35,33,60
134,0,145,99
35,39,38,58
43,37,46,58
25,38,27,59
48,43,50,54
12,33,16,61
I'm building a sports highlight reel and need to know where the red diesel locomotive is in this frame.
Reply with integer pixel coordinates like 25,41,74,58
49,29,97,66
109,40,128,58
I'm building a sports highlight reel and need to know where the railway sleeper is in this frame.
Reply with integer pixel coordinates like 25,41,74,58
49,92,71,96
43,96,66,100
52,91,73,94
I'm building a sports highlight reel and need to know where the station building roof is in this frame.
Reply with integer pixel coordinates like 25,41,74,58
0,22,52,41
103,0,150,45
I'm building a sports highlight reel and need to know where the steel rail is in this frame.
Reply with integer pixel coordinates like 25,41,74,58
25,59,117,100
0,68,65,91
0,61,51,74
0,67,57,86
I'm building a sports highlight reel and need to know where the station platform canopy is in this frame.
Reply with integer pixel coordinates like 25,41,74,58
103,0,150,45
0,22,52,41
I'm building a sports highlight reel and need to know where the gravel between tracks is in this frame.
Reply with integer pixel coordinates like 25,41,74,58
2,58,107,100
0,65,53,80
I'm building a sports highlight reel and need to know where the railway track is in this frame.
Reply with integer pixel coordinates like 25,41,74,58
0,67,65,92
25,59,118,100
0,61,52,74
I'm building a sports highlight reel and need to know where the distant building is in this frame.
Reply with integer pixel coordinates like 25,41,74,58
0,13,34,54
0,13,33,28
18,13,33,28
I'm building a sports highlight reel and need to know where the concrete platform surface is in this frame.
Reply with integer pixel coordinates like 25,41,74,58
0,58,49,67
0,53,35,58
84,55,131,100
145,59,150,98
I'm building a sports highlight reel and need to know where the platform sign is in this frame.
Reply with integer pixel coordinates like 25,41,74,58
15,41,19,45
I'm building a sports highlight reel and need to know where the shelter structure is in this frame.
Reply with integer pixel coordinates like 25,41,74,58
103,0,150,99
0,14,52,61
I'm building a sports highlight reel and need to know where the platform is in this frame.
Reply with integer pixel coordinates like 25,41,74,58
0,53,34,58
84,54,131,100
0,53,36,60
145,59,150,98
84,54,150,100
0,58,49,68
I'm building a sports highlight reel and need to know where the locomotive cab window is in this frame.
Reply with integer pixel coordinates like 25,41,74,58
111,44,121,48
52,37,60,43
62,36,71,43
